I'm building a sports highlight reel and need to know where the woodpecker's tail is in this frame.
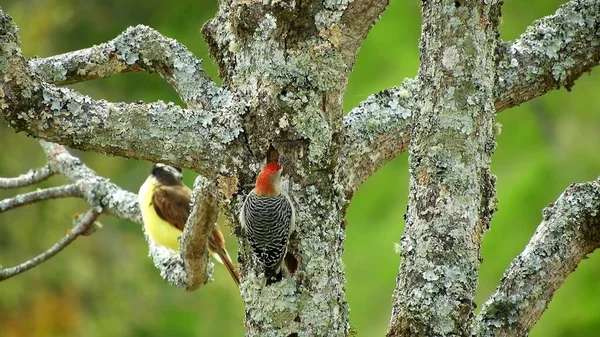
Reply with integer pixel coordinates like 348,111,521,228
265,266,283,285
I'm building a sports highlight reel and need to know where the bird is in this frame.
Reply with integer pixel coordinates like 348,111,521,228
138,163,239,286
239,162,296,284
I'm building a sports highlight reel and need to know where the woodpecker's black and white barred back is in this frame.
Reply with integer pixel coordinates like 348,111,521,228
242,193,295,283
239,162,296,285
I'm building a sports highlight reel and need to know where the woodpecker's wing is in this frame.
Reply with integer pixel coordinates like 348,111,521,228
152,185,192,231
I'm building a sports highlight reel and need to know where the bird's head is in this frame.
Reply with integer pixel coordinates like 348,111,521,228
151,163,183,186
255,162,283,196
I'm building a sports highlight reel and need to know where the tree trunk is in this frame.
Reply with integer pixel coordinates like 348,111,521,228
387,2,501,335
200,2,385,335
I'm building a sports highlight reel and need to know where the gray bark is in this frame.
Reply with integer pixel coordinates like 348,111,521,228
475,179,600,337
387,1,501,335
0,164,54,188
1,0,600,336
339,0,600,196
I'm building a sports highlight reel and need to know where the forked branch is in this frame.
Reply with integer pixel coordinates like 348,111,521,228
30,25,221,109
0,9,248,177
338,0,600,195
0,208,101,281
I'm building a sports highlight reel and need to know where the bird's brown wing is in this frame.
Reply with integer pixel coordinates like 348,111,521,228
152,185,192,231
153,185,239,284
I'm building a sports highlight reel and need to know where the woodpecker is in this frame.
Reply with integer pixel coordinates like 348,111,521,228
239,162,296,284
139,164,240,286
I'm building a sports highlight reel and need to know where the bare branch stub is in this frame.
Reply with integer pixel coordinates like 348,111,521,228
0,208,101,281
0,184,81,212
474,179,600,337
0,165,54,189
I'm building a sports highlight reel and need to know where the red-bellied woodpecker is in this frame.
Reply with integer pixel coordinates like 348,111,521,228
239,162,296,284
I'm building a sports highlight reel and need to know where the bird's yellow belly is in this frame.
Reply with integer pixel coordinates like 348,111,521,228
138,177,182,251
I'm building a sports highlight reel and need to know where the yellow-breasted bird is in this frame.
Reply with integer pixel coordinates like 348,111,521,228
138,163,240,286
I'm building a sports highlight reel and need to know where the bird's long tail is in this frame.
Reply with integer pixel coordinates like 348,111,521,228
208,226,240,286
214,249,240,286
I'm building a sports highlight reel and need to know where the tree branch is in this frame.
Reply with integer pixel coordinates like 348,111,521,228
0,208,101,281
474,178,600,337
147,176,220,290
339,0,600,195
6,140,218,289
0,140,140,280
43,141,219,290
40,141,142,224
386,1,502,335
29,25,222,109
38,140,222,290
339,0,389,66
495,0,600,112
0,10,247,177
0,184,81,212
180,176,220,289
336,79,416,197
0,165,54,188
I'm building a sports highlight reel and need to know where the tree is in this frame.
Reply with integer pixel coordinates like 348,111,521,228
1,0,599,336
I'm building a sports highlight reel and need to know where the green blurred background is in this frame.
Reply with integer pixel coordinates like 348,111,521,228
1,0,599,336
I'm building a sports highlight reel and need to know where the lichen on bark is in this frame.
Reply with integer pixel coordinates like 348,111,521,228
387,2,502,336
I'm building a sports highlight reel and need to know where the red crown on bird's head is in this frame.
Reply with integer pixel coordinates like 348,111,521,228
255,162,283,196
262,162,282,175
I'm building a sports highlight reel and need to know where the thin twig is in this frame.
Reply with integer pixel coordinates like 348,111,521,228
0,209,101,281
0,184,81,212
0,165,55,189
